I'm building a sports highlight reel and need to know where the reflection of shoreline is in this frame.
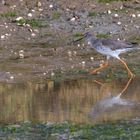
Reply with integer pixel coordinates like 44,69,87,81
0,77,140,124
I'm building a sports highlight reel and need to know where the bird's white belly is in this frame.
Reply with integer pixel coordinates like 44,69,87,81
96,46,119,58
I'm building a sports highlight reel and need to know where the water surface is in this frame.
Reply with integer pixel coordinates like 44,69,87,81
0,77,140,124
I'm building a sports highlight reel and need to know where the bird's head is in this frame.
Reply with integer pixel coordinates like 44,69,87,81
72,32,94,44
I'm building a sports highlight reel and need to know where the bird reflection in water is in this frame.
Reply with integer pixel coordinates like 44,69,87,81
89,77,138,120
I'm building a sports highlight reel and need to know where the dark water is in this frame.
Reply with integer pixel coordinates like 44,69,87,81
0,77,140,124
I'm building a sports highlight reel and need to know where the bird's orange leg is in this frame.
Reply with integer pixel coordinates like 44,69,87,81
118,58,134,77
93,80,103,86
119,77,133,96
90,61,109,74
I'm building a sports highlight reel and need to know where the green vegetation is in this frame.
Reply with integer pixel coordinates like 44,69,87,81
96,33,109,38
1,121,140,139
73,32,83,37
134,7,140,11
16,19,46,27
0,12,17,17
52,11,61,19
88,11,98,17
42,43,50,48
129,36,140,44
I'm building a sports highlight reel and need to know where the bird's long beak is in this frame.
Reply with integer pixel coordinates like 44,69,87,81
73,36,84,43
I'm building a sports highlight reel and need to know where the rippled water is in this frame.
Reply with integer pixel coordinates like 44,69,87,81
0,77,140,124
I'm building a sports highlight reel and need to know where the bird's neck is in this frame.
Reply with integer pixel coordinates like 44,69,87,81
87,36,97,45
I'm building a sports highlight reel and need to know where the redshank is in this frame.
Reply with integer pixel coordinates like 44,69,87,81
79,32,140,77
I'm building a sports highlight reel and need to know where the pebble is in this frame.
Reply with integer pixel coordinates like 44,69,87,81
82,43,85,47
114,14,119,17
34,29,39,33
117,21,121,25
137,14,140,17
131,14,136,18
39,8,43,12
51,72,55,76
37,2,42,7
19,50,24,53
107,10,111,14
1,35,5,39
68,51,72,57
70,17,76,21
90,57,94,61
77,44,80,47
10,76,14,79
10,5,16,9
19,54,24,59
120,5,123,10
82,61,85,64
28,13,33,17
19,50,24,58
49,4,53,8
16,17,24,21
73,51,77,55
31,33,36,37
31,9,35,13
43,72,46,75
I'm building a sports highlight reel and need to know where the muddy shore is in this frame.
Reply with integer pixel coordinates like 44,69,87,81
0,0,140,82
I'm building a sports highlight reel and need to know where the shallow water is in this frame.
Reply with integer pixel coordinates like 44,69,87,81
0,77,140,124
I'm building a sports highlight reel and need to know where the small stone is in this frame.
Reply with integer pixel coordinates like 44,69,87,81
10,76,14,79
1,35,5,39
51,72,55,76
82,61,85,64
2,0,6,5
117,21,121,25
134,25,139,29
31,33,36,37
39,8,43,12
90,57,94,61
70,17,76,21
68,51,72,57
16,17,24,21
88,41,91,45
120,5,123,9
107,10,111,14
77,44,80,47
31,9,35,12
71,65,74,69
34,29,39,33
131,14,136,18
82,43,85,47
19,53,24,59
137,14,140,17
10,5,16,9
73,51,77,55
43,72,46,75
49,4,53,8
89,25,93,28
114,14,118,17
37,2,42,7
19,50,24,53
28,13,33,17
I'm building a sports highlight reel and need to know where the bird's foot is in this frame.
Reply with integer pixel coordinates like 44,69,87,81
129,73,135,78
89,70,99,75
89,64,107,75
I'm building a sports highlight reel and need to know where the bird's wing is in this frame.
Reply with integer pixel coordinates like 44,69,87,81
101,38,138,51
